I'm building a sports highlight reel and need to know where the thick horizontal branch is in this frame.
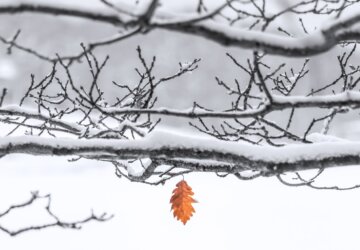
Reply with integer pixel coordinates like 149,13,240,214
155,10,360,57
1,131,360,175
0,3,126,26
1,2,360,56
156,21,330,57
102,91,360,119
272,91,360,108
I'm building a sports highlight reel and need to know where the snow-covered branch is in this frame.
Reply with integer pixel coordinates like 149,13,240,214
0,132,359,178
0,2,127,26
1,1,360,56
0,44,356,186
100,91,360,118
1,2,360,189
156,10,360,57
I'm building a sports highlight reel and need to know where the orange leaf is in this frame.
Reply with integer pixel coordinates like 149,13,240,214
170,180,197,225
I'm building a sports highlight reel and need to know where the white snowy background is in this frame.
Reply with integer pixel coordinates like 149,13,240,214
1,0,360,249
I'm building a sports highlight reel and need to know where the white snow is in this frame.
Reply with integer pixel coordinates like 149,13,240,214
273,91,360,104
1,129,360,166
125,158,152,177
307,132,348,143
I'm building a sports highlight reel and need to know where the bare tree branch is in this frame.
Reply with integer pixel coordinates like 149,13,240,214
1,1,360,56
0,191,112,236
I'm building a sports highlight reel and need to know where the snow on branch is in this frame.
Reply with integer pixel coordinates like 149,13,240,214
0,45,358,187
0,131,360,179
0,3,360,189
1,0,360,56
156,8,360,57
0,2,127,26
100,90,360,118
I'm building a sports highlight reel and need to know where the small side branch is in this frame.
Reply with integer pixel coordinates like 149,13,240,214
0,191,113,236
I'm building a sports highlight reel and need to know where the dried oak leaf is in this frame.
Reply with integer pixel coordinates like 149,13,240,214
170,180,197,225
